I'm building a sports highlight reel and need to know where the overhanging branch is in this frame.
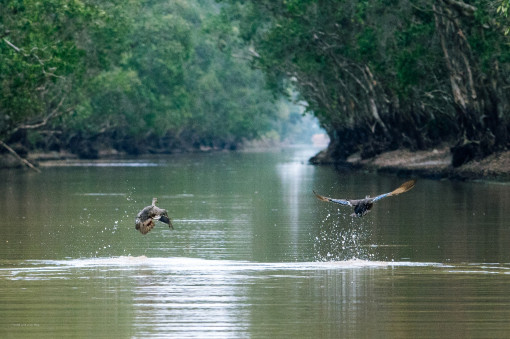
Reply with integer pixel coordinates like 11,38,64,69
0,140,41,172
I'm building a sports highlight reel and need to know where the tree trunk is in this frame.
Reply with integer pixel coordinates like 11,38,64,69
433,0,507,166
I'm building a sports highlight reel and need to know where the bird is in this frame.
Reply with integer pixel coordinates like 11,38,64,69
135,197,173,235
314,179,416,217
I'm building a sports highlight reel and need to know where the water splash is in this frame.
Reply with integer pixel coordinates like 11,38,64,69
314,209,375,261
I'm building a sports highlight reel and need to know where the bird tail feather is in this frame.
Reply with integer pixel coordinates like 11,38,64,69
313,190,331,202
389,180,416,196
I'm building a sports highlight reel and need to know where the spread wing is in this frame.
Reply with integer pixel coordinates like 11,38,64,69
371,179,416,202
313,191,352,206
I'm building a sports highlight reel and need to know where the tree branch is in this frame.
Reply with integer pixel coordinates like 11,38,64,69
0,140,41,173
17,97,66,131
443,0,477,16
3,38,21,52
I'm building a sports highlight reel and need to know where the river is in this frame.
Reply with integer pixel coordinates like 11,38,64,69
1,147,510,338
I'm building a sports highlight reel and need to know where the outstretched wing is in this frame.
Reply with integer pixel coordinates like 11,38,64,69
372,179,417,202
313,190,352,206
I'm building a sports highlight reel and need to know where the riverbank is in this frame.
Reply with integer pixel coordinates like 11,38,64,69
3,145,510,181
311,146,510,181
0,141,284,170
0,149,120,170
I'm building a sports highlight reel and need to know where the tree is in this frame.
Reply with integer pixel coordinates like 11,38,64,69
1,0,282,164
222,0,510,164
0,0,104,166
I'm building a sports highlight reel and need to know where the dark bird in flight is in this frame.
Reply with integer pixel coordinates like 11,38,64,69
135,197,173,235
314,179,416,217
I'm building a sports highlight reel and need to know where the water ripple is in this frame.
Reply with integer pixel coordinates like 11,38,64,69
0,256,451,278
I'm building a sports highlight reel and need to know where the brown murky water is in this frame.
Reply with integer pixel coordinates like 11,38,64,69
1,147,510,338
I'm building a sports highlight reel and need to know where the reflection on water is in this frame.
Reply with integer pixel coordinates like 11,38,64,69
1,147,510,337
2,257,510,338
41,160,160,167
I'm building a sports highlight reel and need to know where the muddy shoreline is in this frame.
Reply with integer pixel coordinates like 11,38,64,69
311,146,510,181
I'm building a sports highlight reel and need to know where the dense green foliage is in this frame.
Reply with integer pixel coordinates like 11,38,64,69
0,0,284,158
3,0,509,166
223,0,510,165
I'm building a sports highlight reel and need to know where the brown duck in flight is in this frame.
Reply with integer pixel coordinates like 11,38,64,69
135,198,173,235
314,180,416,217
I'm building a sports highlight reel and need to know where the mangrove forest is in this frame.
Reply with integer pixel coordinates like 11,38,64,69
1,0,290,162
222,0,510,166
1,0,510,168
